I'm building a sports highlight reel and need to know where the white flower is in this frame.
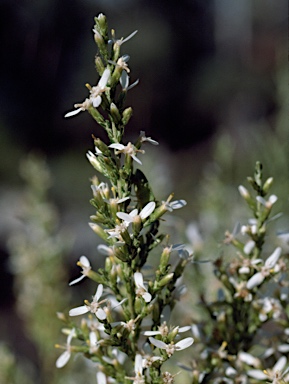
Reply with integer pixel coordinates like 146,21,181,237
247,356,288,382
56,328,76,368
134,272,152,303
162,196,187,212
139,131,159,145
64,98,92,118
90,68,111,107
69,284,107,320
69,256,91,286
148,336,194,357
246,247,282,289
256,194,278,208
64,69,110,117
106,221,129,240
117,202,156,224
109,142,144,164
144,322,190,337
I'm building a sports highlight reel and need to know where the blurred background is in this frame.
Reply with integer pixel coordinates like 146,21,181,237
0,0,288,382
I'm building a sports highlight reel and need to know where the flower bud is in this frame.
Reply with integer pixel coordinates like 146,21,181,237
263,177,274,194
122,107,133,126
158,273,174,287
110,103,122,124
89,223,109,241
95,56,105,75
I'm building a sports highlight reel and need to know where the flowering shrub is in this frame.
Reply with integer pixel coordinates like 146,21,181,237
56,13,289,384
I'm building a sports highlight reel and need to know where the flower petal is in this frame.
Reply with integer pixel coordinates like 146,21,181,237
69,305,89,316
140,202,156,219
175,337,194,350
149,337,167,349
98,68,110,89
56,350,71,368
265,247,281,268
246,272,265,289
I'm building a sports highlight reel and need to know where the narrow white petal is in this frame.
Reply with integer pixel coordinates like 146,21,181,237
265,247,281,268
246,272,265,289
64,108,83,118
140,201,156,219
94,284,104,301
56,351,71,368
143,330,161,336
178,326,191,333
131,154,142,164
273,355,287,372
69,305,89,316
109,143,125,150
98,68,110,89
149,337,167,349
69,274,86,286
97,244,113,256
247,369,267,380
243,240,255,255
175,337,194,350
122,30,138,44
117,212,134,222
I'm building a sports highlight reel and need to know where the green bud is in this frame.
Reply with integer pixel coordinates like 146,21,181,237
87,270,105,284
89,223,109,241
134,296,143,315
95,13,108,39
110,103,122,124
114,246,130,262
132,215,142,236
93,137,110,156
263,177,274,194
158,273,174,287
95,55,105,75
160,247,171,270
168,326,179,342
122,107,133,126
88,106,105,126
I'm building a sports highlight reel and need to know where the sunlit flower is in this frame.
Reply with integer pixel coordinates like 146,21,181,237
69,255,91,286
246,247,282,289
247,356,288,382
148,337,194,357
69,284,107,320
109,142,144,164
89,68,110,107
117,202,156,224
64,68,110,117
134,272,152,303
56,328,76,368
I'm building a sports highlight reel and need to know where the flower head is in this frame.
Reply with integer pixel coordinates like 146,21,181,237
56,328,76,368
134,272,152,303
69,256,91,286
69,284,107,320
148,336,194,357
109,142,144,164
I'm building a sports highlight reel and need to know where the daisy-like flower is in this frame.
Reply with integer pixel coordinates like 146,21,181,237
144,322,191,337
148,336,194,357
56,328,76,368
106,221,130,241
69,255,91,286
64,68,110,117
89,68,111,107
117,201,156,225
134,272,152,303
247,356,289,382
246,247,282,289
69,284,107,320
109,142,144,165
126,354,145,384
